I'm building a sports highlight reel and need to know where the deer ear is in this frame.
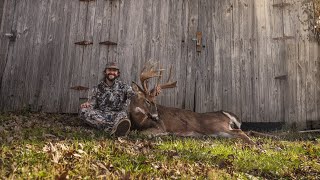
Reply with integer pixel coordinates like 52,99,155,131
131,82,145,97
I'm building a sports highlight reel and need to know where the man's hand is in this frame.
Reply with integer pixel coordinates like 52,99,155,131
80,102,91,108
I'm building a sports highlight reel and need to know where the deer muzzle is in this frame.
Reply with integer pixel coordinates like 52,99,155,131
149,113,159,121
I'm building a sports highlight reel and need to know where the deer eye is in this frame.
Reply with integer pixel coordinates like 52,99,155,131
145,100,151,107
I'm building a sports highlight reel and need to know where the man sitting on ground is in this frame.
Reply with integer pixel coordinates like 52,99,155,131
79,62,135,136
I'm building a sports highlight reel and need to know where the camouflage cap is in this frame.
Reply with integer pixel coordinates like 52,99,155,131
105,62,119,70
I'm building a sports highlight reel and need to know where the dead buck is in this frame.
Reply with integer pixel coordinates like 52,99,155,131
129,61,254,144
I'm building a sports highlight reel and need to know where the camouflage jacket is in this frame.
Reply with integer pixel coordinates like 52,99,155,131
87,80,135,112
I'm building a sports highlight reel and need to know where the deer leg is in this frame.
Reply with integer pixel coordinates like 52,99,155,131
140,127,168,137
174,131,203,137
229,129,255,145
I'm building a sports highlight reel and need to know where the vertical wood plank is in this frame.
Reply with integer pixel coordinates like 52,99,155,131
129,0,144,85
117,0,138,84
47,0,73,112
307,41,318,122
159,0,183,108
36,0,58,111
305,0,318,124
283,0,299,127
316,45,320,123
296,0,308,127
79,0,96,102
36,0,71,112
57,0,77,112
239,0,255,122
98,0,111,82
212,0,222,112
222,0,233,112
178,0,188,109
150,0,161,70
107,0,121,72
53,0,74,112
184,0,198,111
256,0,270,122
67,0,87,112
195,0,207,113
23,0,42,110
0,0,5,27
1,0,29,111
26,0,51,111
174,0,184,108
270,0,286,123
264,0,274,122
0,0,16,110
197,0,216,113
157,0,169,106
230,0,241,117
88,0,105,90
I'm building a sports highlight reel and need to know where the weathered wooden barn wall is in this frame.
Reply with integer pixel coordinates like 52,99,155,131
0,0,319,129
0,0,4,27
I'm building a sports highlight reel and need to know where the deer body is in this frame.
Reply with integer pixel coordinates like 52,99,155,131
130,102,254,144
129,60,254,144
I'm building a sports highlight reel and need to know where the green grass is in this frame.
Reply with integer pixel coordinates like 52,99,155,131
0,112,319,179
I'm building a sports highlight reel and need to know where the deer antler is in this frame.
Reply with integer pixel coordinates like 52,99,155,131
140,60,163,95
151,64,177,97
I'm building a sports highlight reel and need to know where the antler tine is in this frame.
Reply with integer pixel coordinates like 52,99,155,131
151,64,177,97
160,64,177,89
152,64,163,95
140,60,162,94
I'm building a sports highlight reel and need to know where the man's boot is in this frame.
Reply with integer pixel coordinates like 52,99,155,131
111,118,131,137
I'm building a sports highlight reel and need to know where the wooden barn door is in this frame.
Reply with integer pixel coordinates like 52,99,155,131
66,0,122,113
193,0,287,124
0,0,41,111
0,0,88,113
192,0,239,115
0,0,17,110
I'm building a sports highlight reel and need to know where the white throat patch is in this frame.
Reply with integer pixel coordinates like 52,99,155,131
222,111,241,129
135,107,146,115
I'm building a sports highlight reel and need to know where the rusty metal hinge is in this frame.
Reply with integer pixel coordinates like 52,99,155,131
272,3,291,8
70,86,89,91
75,41,93,46
99,41,117,45
192,32,202,52
272,36,294,40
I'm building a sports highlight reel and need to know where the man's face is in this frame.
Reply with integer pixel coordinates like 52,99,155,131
105,68,119,81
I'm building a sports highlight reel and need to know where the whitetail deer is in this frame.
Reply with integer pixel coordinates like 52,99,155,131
129,61,254,144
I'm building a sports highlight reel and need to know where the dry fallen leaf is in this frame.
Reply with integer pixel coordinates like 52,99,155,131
73,153,82,158
76,149,85,154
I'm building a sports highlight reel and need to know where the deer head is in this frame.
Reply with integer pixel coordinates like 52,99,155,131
130,60,177,125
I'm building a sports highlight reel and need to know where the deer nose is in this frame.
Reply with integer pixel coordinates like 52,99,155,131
150,114,159,121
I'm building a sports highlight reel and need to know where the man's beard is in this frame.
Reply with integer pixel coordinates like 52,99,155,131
105,73,117,81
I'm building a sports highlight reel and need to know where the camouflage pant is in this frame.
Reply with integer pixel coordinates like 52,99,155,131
79,108,129,133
